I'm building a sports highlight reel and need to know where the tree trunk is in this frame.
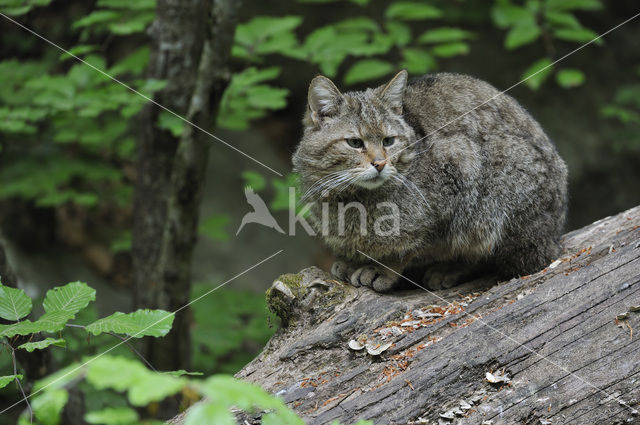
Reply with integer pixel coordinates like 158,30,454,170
132,0,240,373
173,206,640,425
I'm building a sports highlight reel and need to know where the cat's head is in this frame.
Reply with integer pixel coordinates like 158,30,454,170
293,70,416,197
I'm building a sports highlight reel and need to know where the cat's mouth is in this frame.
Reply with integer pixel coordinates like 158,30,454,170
355,167,392,189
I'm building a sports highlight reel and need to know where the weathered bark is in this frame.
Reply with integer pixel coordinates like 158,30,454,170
132,0,240,372
170,206,640,425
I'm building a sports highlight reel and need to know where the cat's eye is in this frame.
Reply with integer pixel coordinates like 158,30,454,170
383,137,396,147
346,138,365,149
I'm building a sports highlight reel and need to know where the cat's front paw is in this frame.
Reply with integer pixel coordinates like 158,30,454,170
350,265,399,292
422,264,467,290
331,260,355,282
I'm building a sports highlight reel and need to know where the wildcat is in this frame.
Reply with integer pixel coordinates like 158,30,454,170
292,70,568,292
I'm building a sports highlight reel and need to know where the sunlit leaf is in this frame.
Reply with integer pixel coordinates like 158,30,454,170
199,375,304,425
554,27,602,44
491,3,531,29
522,57,554,90
0,311,75,338
546,0,602,11
400,48,436,74
184,402,235,425
242,170,267,191
385,21,411,46
271,174,300,212
544,11,581,29
0,375,22,389
344,59,394,85
32,389,69,425
385,2,442,20
505,22,541,49
0,284,32,321
59,45,99,62
43,281,96,315
418,27,474,44
86,356,185,406
0,0,53,16
158,111,185,137
432,42,469,58
85,407,140,425
85,309,174,338
556,69,585,88
17,338,66,352
161,370,204,378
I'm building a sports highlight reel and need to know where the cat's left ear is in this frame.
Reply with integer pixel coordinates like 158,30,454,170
378,70,408,114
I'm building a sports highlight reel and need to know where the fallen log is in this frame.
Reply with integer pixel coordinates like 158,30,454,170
173,206,640,424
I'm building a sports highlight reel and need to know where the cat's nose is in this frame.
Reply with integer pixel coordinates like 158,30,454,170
371,159,387,172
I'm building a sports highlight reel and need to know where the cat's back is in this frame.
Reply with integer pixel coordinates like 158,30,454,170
402,72,543,139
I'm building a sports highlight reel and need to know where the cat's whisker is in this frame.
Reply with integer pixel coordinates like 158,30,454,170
300,170,350,202
303,174,351,200
301,171,358,203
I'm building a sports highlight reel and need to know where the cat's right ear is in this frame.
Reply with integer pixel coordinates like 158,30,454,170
307,75,343,126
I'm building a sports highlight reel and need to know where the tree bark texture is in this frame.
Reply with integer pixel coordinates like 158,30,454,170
132,0,240,372
224,206,640,425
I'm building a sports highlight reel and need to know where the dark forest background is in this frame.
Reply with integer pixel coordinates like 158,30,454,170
0,0,639,423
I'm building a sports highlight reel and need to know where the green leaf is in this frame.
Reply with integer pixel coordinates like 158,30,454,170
556,69,585,88
601,105,640,124
161,370,204,378
246,85,289,109
0,0,52,16
385,21,411,46
400,48,436,74
432,42,469,58
0,375,22,389
199,214,231,242
108,47,150,77
418,27,474,44
544,11,581,29
0,284,32,321
85,407,139,425
43,281,96,315
184,402,235,425
491,3,531,29
158,111,185,137
271,174,300,213
546,0,602,11
60,45,99,62
234,16,303,58
0,311,75,338
385,2,442,20
522,57,554,90
86,356,185,406
32,389,69,425
199,376,304,425
554,27,601,44
17,338,66,352
344,59,394,85
242,170,267,191
85,309,174,338
505,22,541,49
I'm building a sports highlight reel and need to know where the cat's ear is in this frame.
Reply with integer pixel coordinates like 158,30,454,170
378,70,408,114
308,75,343,125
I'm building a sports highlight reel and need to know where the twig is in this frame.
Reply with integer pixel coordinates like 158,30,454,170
1,341,33,423
64,324,157,371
